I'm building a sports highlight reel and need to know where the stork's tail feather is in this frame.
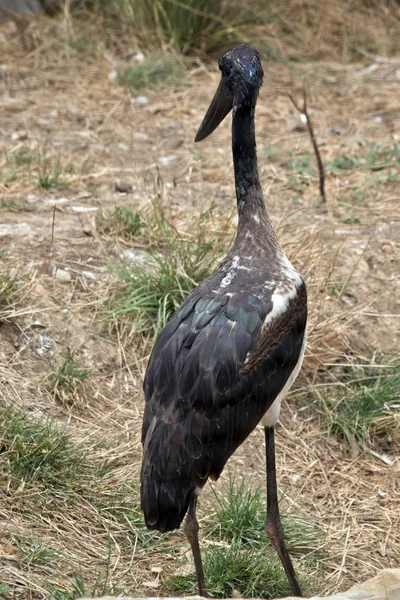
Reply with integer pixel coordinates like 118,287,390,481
140,472,196,532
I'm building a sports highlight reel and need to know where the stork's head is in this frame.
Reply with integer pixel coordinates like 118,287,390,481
195,45,263,142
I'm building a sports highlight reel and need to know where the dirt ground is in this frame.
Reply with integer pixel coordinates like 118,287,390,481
0,18,399,599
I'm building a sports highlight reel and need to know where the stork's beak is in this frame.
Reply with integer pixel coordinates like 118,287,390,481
195,79,233,142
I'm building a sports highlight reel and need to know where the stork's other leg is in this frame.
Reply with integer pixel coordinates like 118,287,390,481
184,495,206,597
264,426,302,597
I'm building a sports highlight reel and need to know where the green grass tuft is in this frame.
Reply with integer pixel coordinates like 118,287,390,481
94,0,254,55
37,158,65,190
287,154,316,178
49,539,124,599
0,273,18,318
47,352,95,401
0,404,89,490
96,205,144,239
0,253,19,322
211,477,266,549
364,142,400,171
118,55,187,90
94,482,159,548
0,404,160,596
311,361,400,450
15,536,61,567
103,212,223,341
166,477,322,598
0,585,10,595
0,198,30,211
329,155,359,172
168,540,301,599
13,146,40,166
327,143,400,176
50,574,122,600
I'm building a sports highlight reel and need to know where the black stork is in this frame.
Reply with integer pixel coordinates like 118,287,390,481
140,44,307,597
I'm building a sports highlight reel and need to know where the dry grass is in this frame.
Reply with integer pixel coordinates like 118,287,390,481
1,0,399,67
32,0,400,61
0,8,400,599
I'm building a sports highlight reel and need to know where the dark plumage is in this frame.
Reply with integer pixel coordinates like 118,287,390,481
141,44,307,597
142,279,306,530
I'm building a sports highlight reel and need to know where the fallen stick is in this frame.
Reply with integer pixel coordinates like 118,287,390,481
288,90,326,203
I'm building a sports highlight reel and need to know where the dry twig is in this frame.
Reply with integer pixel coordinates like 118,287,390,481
288,90,326,203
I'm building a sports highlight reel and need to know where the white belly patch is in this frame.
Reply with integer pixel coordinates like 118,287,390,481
260,326,307,428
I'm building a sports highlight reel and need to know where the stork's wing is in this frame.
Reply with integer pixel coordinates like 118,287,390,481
141,278,307,531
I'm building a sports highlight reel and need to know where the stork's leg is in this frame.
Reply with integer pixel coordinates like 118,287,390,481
184,495,206,597
264,426,302,597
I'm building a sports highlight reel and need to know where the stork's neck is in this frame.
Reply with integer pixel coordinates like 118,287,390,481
232,101,280,253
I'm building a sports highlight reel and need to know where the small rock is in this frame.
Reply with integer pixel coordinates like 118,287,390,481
329,127,344,135
151,566,163,574
82,227,94,237
120,249,156,267
11,131,28,141
115,352,123,368
289,473,302,485
44,197,69,206
158,154,177,166
355,63,379,77
70,206,98,213
28,318,46,331
54,268,72,282
142,580,159,589
114,179,133,193
133,132,149,141
0,223,32,238
381,243,394,255
76,131,93,139
82,270,96,280
341,296,353,307
136,95,149,105
3,97,27,112
379,541,387,557
34,334,54,358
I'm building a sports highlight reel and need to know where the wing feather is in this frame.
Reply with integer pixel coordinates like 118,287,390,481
141,277,307,531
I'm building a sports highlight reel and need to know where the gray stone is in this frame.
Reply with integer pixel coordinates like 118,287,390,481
0,223,32,238
53,268,72,282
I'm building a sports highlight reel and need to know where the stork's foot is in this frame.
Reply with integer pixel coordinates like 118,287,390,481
184,496,207,597
265,519,302,597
